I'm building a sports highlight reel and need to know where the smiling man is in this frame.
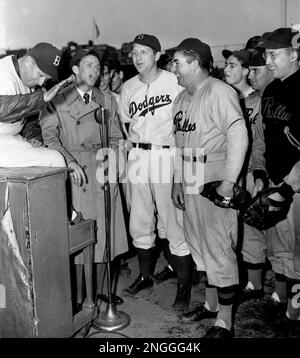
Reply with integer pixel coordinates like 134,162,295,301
252,27,300,329
170,38,248,338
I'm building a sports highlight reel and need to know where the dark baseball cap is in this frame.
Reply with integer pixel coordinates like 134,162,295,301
133,34,161,52
259,27,299,49
245,35,261,51
69,49,100,68
256,32,272,48
28,42,61,80
249,50,266,67
167,38,213,63
222,49,251,67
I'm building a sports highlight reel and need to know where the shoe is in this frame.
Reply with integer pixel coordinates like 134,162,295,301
203,326,234,338
180,304,218,323
70,211,83,225
154,266,177,283
122,274,153,296
239,288,264,303
172,285,191,311
98,293,124,305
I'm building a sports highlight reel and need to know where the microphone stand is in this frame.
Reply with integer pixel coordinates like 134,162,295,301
93,107,130,332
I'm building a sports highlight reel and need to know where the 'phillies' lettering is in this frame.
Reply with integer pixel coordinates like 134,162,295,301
173,111,196,132
262,97,291,121
245,107,259,126
129,94,172,117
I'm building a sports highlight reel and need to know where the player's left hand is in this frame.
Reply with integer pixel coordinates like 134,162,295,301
28,138,43,147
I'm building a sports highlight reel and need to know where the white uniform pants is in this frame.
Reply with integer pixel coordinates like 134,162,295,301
0,135,65,167
267,193,300,280
127,147,190,257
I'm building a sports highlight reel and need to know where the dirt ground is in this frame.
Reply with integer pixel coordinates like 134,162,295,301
74,252,300,339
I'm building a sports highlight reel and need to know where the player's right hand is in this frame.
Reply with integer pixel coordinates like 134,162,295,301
171,182,185,211
43,75,75,102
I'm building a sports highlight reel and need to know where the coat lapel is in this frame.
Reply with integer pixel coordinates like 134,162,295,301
65,86,104,120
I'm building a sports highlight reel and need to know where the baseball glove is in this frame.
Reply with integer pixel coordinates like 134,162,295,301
242,184,294,230
200,180,251,210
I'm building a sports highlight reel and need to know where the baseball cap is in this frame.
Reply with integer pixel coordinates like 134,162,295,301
249,50,266,67
69,49,100,68
28,42,61,80
245,35,261,51
222,49,251,67
167,38,213,63
133,34,161,52
256,32,272,48
259,27,299,49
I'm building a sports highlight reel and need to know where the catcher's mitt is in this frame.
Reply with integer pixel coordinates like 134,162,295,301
200,180,251,210
242,184,294,230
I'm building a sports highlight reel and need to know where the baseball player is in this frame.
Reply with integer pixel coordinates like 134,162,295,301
252,28,300,327
119,34,193,311
240,48,275,303
222,48,253,100
170,38,248,337
0,42,74,167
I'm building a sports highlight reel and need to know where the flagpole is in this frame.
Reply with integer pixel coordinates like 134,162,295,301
92,17,100,44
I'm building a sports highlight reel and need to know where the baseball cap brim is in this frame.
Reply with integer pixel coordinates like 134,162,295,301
258,39,290,49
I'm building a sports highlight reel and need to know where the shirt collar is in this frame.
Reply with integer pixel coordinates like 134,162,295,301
76,86,93,102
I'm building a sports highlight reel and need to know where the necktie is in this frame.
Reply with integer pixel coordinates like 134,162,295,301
83,93,90,105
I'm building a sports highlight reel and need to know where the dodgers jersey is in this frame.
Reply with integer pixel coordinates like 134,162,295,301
119,70,181,146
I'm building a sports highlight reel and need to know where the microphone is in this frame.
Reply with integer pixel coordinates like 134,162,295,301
95,106,110,148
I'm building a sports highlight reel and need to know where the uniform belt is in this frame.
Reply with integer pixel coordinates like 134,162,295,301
132,142,171,150
183,152,226,163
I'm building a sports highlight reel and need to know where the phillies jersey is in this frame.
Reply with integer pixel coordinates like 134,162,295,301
173,76,243,154
261,69,300,184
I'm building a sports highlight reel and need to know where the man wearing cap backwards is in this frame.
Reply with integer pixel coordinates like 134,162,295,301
40,49,128,306
252,27,300,328
170,38,248,337
0,42,74,166
119,34,193,310
239,49,275,304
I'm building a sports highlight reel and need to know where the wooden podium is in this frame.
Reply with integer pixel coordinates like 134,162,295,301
0,167,96,338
